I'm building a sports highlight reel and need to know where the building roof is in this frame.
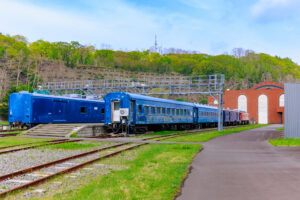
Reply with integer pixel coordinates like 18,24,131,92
250,81,284,90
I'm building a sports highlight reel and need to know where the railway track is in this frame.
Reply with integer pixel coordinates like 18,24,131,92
0,142,146,197
0,125,247,197
0,139,66,151
0,129,25,133
142,125,240,141
0,139,81,155
0,133,18,137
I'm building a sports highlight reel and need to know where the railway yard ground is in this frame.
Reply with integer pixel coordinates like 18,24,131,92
0,124,297,200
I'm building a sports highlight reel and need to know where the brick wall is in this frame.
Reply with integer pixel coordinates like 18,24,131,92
208,81,284,124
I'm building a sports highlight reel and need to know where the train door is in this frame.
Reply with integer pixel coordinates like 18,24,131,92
53,101,67,122
130,100,136,124
193,107,198,124
111,101,120,123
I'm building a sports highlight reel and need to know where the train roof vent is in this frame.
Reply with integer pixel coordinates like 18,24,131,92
86,95,99,100
69,94,83,98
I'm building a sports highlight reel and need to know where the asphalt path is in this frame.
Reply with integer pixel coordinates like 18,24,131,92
176,124,300,200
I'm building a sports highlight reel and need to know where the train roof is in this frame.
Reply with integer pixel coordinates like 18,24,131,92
105,92,219,110
105,92,196,107
13,92,104,103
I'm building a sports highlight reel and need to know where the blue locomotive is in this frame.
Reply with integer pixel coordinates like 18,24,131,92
8,92,105,127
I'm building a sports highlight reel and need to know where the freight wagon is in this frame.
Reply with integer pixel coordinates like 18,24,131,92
8,92,105,127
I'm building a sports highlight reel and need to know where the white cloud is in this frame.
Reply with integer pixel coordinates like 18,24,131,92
251,0,300,21
0,0,161,48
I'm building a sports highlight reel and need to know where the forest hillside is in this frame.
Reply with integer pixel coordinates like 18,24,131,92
0,33,299,107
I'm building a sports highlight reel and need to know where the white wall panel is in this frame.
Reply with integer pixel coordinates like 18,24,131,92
279,94,284,107
258,95,268,124
238,95,247,112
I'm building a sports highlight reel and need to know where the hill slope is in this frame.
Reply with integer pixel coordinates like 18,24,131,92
0,33,299,100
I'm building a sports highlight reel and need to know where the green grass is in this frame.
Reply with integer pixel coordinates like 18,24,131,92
133,130,183,138
0,137,53,147
40,142,97,150
49,143,202,200
268,138,300,146
146,130,183,136
276,127,284,131
0,131,23,135
162,124,269,142
0,121,9,125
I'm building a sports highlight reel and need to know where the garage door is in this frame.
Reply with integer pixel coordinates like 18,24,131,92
258,95,268,124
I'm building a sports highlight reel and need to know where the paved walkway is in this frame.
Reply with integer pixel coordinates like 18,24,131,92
176,124,300,200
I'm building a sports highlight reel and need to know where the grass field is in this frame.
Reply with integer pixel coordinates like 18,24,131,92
32,143,202,200
38,141,114,150
145,130,183,136
276,127,284,131
0,121,9,125
162,124,268,142
0,131,23,135
0,137,54,147
40,142,97,150
269,138,300,146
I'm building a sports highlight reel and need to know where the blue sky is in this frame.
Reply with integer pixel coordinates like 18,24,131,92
0,0,300,63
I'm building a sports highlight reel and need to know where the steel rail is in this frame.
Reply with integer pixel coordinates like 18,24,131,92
0,139,81,155
0,143,146,197
142,128,218,141
0,142,129,182
0,139,67,150
0,129,25,133
0,133,18,137
142,125,240,141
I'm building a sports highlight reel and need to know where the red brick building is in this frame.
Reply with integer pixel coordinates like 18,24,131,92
208,81,284,124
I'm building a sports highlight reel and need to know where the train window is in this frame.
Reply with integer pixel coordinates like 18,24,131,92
151,107,156,114
101,108,105,114
172,108,175,115
184,109,187,115
180,109,183,115
176,109,179,115
113,102,119,110
145,106,149,114
162,108,166,114
138,105,142,113
80,107,87,114
157,107,161,114
167,108,170,114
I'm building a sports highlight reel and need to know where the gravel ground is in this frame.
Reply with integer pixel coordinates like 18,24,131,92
2,144,136,199
0,141,116,176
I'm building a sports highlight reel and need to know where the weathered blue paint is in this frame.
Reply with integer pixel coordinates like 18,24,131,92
104,92,220,127
9,92,105,125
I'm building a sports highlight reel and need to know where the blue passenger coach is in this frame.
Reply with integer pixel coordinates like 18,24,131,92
104,92,197,133
9,92,105,127
104,92,222,134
